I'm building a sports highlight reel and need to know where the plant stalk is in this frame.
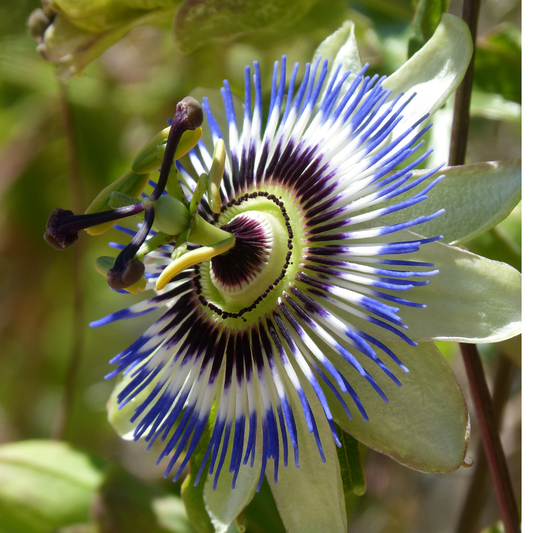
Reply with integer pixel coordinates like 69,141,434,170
455,353,516,533
449,0,520,529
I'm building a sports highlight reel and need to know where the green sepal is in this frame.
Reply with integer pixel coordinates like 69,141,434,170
312,20,362,106
358,159,521,245
153,195,191,236
132,128,202,174
181,412,216,533
335,424,366,496
84,169,149,235
266,380,347,533
383,14,472,132
323,341,469,474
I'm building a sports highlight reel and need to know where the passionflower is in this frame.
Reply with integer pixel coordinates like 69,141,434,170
44,15,521,533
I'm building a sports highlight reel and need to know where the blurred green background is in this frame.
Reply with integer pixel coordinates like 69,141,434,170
0,0,521,532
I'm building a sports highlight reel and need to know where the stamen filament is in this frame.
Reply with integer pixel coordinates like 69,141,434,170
208,139,226,214
156,236,236,290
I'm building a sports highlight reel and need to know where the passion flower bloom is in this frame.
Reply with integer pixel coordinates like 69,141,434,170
44,15,521,533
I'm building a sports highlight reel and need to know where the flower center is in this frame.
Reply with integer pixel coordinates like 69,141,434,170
210,211,273,294
197,194,295,319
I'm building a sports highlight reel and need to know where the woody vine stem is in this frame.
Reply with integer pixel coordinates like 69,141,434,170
449,0,520,531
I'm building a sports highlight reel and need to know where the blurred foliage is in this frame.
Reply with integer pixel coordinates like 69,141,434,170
408,0,449,57
0,0,520,532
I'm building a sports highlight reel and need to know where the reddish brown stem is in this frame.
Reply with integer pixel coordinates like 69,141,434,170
459,344,520,532
449,0,520,528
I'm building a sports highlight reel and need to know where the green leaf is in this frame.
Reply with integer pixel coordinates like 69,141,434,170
383,14,472,132
0,440,105,533
366,159,522,245
51,0,181,33
407,0,448,58
172,0,319,54
266,383,347,533
325,341,469,473
35,7,176,80
312,20,362,105
353,234,521,344
93,464,195,533
335,425,366,496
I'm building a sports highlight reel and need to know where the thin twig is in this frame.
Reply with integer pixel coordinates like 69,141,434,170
448,0,482,166
52,83,86,440
459,345,520,532
455,353,516,533
449,0,520,529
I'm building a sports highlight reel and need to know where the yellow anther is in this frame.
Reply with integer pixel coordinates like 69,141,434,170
208,139,226,214
156,236,235,291
131,127,202,174
124,276,147,294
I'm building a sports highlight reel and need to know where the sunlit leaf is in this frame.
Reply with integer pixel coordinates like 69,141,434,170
173,0,319,54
